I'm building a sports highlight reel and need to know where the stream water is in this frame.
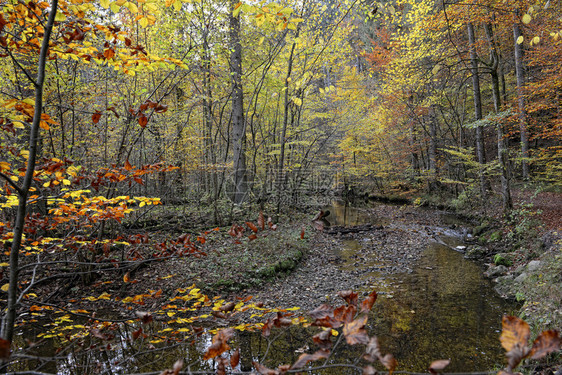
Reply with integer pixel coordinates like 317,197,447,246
13,202,516,374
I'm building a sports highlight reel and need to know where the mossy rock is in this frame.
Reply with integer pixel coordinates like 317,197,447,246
493,253,513,267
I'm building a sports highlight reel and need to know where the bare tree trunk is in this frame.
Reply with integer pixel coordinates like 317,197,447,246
485,22,512,212
229,0,247,204
467,22,488,200
276,32,299,218
513,14,530,179
0,0,58,348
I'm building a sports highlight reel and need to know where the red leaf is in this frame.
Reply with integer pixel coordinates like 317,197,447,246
300,227,305,239
92,111,102,124
248,234,258,241
138,114,148,128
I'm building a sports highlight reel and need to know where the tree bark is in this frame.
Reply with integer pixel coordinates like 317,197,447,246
467,22,488,200
484,22,512,212
229,0,247,204
0,0,59,347
513,14,530,179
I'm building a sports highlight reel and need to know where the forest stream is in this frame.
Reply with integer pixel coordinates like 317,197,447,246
14,202,518,374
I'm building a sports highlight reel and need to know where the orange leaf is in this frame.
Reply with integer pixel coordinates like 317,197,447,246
123,272,130,283
500,316,530,352
124,159,133,171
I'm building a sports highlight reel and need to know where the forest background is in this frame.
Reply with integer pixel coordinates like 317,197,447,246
0,0,561,372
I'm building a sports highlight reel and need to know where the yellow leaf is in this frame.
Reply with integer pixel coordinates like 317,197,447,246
2,283,10,292
522,13,532,24
62,179,71,186
13,121,25,129
517,35,524,45
100,0,110,8
110,2,120,12
0,162,9,172
532,36,540,45
139,16,149,27
172,0,181,11
55,11,67,21
0,263,9,267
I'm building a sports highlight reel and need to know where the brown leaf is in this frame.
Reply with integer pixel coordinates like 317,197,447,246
131,327,144,341
365,336,382,362
363,365,376,375
212,311,228,319
506,345,529,370
135,311,153,324
258,211,265,230
343,315,369,345
172,359,183,375
500,316,530,352
246,221,258,233
230,349,240,368
248,234,258,241
334,305,357,324
309,304,334,319
360,291,377,313
529,330,560,359
429,359,450,374
338,290,359,306
380,353,398,374
313,329,333,350
312,220,325,231
290,349,330,370
219,302,236,313
253,361,279,375
203,328,235,360
0,338,10,360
